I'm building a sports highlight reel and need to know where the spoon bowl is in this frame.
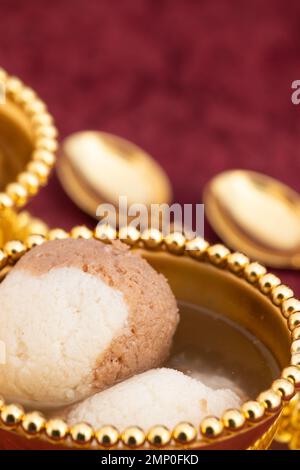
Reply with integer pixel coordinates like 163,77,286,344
57,131,172,221
204,170,300,269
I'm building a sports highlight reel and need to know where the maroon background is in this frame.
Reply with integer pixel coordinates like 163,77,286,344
0,0,298,450
0,0,300,294
0,0,300,276
1,0,300,294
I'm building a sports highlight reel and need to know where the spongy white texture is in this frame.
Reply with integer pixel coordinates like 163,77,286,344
66,368,241,430
0,267,128,407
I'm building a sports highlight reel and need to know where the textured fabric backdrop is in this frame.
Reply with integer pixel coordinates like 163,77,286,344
1,0,300,294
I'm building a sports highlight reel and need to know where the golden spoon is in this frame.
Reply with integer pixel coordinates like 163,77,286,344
57,131,172,221
204,169,300,269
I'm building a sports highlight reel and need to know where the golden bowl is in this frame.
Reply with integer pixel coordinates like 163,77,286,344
0,227,299,450
0,68,57,243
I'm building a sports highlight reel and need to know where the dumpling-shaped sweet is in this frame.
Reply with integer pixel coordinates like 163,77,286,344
0,239,178,408
65,368,242,431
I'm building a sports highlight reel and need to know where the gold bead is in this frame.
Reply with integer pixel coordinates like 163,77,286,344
0,68,8,82
258,273,281,294
1,404,24,427
0,192,13,211
33,149,56,167
282,366,300,387
118,226,140,245
275,426,293,445
207,244,230,266
141,228,163,249
241,400,265,422
258,390,282,413
36,137,58,153
290,433,300,450
22,411,46,435
290,399,300,430
282,298,300,319
17,87,36,105
31,112,53,127
15,210,32,229
70,422,94,445
95,425,119,447
70,225,93,240
35,125,58,140
5,75,24,97
27,219,48,237
45,419,69,441
291,353,300,367
290,398,300,423
272,378,295,400
147,425,171,447
47,228,69,240
292,326,300,341
288,312,300,331
4,240,26,262
227,252,249,273
271,285,294,306
222,409,245,431
26,234,46,250
200,416,224,439
24,99,46,116
17,171,40,196
0,250,8,269
122,426,145,448
291,340,300,354
186,237,209,259
94,223,117,242
172,422,197,444
6,77,22,96
27,161,50,185
6,182,28,207
27,160,49,184
164,232,186,254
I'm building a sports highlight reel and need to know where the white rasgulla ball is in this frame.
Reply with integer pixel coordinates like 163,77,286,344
65,368,242,431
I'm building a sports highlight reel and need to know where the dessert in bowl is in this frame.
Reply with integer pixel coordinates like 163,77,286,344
0,226,298,450
0,237,178,408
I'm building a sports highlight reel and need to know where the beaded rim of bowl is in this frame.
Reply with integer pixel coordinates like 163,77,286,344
0,226,299,449
0,68,57,211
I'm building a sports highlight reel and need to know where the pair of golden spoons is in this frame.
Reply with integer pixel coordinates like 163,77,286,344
59,132,300,269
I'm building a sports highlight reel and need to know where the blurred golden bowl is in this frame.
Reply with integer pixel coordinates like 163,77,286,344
0,68,57,241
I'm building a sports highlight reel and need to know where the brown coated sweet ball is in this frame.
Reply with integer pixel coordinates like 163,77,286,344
0,238,178,408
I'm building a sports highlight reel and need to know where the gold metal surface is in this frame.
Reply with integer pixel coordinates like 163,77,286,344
0,210,48,246
275,394,300,448
222,409,246,431
57,131,172,220
204,170,300,268
0,228,298,450
249,415,281,450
